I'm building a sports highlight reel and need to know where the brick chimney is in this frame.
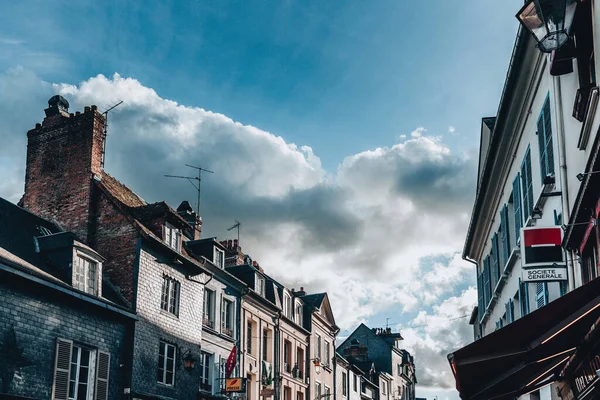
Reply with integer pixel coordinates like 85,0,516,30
343,339,368,361
176,200,202,240
21,96,105,243
219,238,246,267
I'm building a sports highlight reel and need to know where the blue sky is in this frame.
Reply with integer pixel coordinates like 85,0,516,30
0,1,525,398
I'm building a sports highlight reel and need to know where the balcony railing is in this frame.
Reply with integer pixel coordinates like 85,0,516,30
203,316,215,329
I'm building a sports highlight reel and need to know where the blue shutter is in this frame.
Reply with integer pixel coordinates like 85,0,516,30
483,256,491,308
500,205,511,266
537,111,547,179
477,273,484,321
521,148,534,221
520,279,530,316
513,174,523,242
491,233,500,288
536,282,549,309
542,97,554,178
560,280,568,296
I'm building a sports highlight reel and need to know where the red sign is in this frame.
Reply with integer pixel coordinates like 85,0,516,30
520,226,565,268
225,345,237,378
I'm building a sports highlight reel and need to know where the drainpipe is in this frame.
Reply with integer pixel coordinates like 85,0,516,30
274,311,282,400
553,74,578,290
463,256,481,336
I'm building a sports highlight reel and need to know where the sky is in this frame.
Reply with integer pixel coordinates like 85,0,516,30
0,1,524,398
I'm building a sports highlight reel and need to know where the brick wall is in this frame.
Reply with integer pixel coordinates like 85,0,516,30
131,247,205,399
22,105,105,244
0,271,130,400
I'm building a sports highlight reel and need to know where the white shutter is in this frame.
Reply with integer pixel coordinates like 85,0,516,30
52,338,73,400
95,351,111,400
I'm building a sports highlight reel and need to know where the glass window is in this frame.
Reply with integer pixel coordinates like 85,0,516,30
353,375,357,392
324,341,330,366
68,345,95,400
262,329,268,361
295,302,303,325
74,256,98,295
315,334,321,359
215,248,225,268
203,289,215,328
157,341,176,386
199,352,212,391
247,321,253,355
161,276,180,316
222,298,233,336
164,223,181,251
256,276,265,296
342,372,347,396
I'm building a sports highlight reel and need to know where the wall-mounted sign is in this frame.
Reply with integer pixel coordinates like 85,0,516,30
522,267,568,282
226,378,247,393
260,388,275,397
521,227,565,268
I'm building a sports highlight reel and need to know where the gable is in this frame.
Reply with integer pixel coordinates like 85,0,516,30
320,293,337,327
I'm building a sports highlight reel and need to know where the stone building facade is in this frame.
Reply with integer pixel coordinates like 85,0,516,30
0,197,136,400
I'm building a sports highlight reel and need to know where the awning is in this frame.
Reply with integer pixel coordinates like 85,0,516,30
448,277,600,400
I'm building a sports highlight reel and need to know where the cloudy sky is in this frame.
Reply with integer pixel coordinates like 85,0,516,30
0,1,523,398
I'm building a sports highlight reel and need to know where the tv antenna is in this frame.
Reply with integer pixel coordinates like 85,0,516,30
164,164,214,216
101,100,124,168
227,220,241,243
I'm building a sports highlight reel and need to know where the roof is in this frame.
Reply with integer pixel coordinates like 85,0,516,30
131,201,190,228
448,277,600,400
99,172,146,207
300,293,326,309
0,197,62,267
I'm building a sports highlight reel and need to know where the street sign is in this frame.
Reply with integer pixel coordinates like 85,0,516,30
522,267,568,282
226,378,247,393
520,227,565,268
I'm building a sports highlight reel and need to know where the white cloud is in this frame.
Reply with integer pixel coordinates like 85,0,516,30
0,70,478,392
448,125,456,134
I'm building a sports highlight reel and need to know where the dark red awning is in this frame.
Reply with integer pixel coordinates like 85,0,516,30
448,277,600,400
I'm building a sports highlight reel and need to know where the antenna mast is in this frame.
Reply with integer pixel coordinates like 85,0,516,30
101,100,124,168
164,164,214,217
227,220,241,244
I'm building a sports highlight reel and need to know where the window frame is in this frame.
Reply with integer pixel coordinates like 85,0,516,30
199,352,212,389
255,276,266,296
163,222,181,251
247,320,254,355
342,372,348,396
221,297,234,336
203,288,215,328
157,341,176,386
315,334,321,360
295,301,303,326
161,275,181,317
537,95,555,182
73,254,99,296
214,247,225,269
68,344,96,400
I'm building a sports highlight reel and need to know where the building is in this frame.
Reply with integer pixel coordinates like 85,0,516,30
449,1,600,399
0,197,136,400
338,325,416,400
298,290,340,400
185,237,246,400
19,95,214,399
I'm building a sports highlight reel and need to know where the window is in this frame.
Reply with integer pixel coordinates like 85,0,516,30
483,256,491,309
220,358,227,392
353,375,357,392
296,347,304,378
325,386,330,400
284,294,292,318
297,391,304,400
536,282,549,309
342,372,348,396
256,276,265,296
161,276,180,316
382,380,386,395
521,148,534,221
491,232,500,289
476,271,484,322
157,341,176,386
284,387,292,400
560,280,568,296
397,364,402,376
199,352,212,392
222,298,234,336
512,174,523,242
164,223,181,251
203,289,215,328
262,329,269,361
316,382,322,399
505,298,515,324
324,341,330,367
74,256,98,295
52,339,110,400
68,345,96,400
537,96,555,181
295,302,303,326
247,321,253,355
315,334,321,359
284,340,292,373
214,248,225,268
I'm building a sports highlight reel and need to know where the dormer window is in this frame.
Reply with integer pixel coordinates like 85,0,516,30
164,223,181,251
256,276,265,296
214,248,225,269
284,293,292,318
74,255,99,295
295,302,303,325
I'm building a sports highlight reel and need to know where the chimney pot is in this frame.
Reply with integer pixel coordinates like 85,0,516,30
227,239,233,248
91,105,97,111
35,123,41,129
76,111,81,116
84,106,91,113
300,287,304,291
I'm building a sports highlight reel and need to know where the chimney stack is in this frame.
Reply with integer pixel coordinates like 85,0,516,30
176,201,202,240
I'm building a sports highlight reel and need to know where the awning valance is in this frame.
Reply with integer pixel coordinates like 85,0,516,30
448,277,600,400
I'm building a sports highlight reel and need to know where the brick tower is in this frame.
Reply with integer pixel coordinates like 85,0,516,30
21,95,105,243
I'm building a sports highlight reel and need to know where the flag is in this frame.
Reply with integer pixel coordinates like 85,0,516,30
225,345,237,378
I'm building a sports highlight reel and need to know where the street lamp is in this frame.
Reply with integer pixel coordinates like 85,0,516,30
516,0,578,53
312,358,322,374
182,349,197,372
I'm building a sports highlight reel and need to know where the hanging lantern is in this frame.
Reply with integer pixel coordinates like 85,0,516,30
183,350,196,371
516,0,578,53
313,358,322,374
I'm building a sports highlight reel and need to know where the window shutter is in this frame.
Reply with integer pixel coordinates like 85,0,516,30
501,205,511,263
95,351,111,400
491,233,500,287
543,98,554,176
526,151,534,216
52,338,73,400
536,282,548,309
477,273,484,321
221,294,225,331
560,280,568,296
513,174,523,241
483,256,491,308
537,114,547,179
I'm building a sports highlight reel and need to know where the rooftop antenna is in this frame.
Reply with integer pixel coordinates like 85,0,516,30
164,164,214,217
227,220,241,244
101,100,124,168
